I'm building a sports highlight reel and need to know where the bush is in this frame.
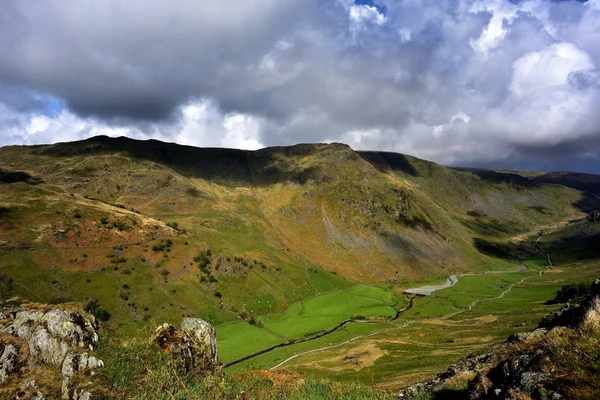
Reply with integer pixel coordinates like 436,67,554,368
194,250,212,273
112,221,128,231
553,282,591,303
152,244,166,252
84,298,112,322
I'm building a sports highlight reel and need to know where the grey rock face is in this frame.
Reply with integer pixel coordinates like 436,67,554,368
4,307,99,368
1,303,103,399
152,317,219,375
0,343,19,382
181,317,218,363
61,352,104,398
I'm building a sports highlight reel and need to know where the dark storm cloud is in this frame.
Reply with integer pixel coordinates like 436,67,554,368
0,0,315,120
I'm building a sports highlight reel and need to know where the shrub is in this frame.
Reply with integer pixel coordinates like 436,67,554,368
112,221,128,231
194,250,212,272
553,282,591,304
84,298,112,322
152,243,166,252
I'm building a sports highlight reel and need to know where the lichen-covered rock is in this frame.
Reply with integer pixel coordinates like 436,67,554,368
61,352,104,398
152,317,219,375
508,328,548,343
2,307,100,368
0,343,19,382
0,300,105,399
181,317,218,364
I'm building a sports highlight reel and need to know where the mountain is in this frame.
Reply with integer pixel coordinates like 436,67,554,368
0,135,598,336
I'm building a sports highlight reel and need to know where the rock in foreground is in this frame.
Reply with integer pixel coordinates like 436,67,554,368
0,299,106,399
151,317,219,375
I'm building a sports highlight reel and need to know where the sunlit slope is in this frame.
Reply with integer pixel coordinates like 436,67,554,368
0,136,597,335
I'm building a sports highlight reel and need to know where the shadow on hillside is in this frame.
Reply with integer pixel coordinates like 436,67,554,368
538,221,600,263
38,136,253,185
385,232,422,264
461,211,524,237
529,205,551,215
457,169,541,189
573,193,600,214
473,238,523,260
36,135,346,187
358,151,418,177
533,172,600,196
0,169,43,185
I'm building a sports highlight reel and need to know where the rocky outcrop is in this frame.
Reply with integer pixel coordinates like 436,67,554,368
0,300,105,399
152,317,219,374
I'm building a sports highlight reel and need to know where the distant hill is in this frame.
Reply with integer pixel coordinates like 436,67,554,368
532,171,600,196
1,135,599,335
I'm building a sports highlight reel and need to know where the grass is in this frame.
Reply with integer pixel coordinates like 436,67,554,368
228,321,394,373
348,284,398,305
259,290,397,340
2,136,600,394
216,322,284,364
273,256,600,389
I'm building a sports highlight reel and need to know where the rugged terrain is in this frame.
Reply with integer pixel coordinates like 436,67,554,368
1,136,600,396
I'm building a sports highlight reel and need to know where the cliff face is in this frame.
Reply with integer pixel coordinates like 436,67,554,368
396,279,600,400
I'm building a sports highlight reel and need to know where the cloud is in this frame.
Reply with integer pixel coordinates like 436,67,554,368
0,99,264,150
0,0,600,172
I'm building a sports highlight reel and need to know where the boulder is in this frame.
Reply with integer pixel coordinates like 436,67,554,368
152,317,219,375
508,328,547,343
181,317,218,364
0,343,19,382
0,301,104,399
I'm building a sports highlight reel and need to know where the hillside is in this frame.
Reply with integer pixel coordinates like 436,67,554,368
1,136,600,394
0,136,597,333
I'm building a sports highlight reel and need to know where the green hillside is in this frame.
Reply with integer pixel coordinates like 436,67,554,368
1,136,599,391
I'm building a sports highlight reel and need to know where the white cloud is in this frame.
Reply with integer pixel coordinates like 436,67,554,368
1,100,264,150
510,42,595,97
349,4,386,26
1,0,600,171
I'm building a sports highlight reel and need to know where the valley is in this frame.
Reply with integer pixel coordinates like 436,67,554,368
1,136,600,395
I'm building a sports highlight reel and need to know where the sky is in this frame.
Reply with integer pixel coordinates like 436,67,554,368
1,0,600,173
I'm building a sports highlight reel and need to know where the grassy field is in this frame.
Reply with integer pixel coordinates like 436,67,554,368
216,322,285,364
259,290,398,340
272,258,600,389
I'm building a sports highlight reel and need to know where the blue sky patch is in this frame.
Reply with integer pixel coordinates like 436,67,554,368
355,0,386,15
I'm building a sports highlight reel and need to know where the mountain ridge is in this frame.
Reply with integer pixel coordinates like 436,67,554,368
1,135,599,336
